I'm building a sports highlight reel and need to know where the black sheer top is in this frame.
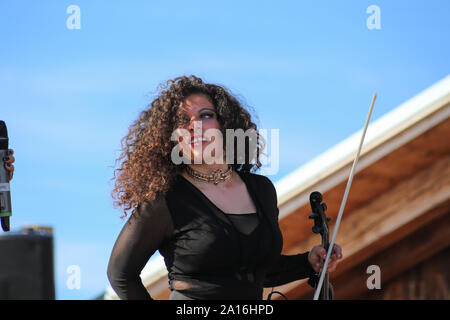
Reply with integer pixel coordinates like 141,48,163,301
107,170,316,300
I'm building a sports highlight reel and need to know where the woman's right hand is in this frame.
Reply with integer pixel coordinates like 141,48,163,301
3,149,14,181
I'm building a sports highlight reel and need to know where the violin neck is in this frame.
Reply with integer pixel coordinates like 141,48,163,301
322,233,329,251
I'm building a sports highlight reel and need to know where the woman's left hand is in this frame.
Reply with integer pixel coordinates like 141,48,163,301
3,149,14,181
308,244,343,273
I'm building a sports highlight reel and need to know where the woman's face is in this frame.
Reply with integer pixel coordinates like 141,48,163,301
176,94,224,164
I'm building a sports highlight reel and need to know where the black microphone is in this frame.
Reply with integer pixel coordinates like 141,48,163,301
0,121,12,232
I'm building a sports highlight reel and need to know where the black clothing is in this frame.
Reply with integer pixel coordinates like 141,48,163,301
107,170,316,300
170,212,259,300
224,212,258,235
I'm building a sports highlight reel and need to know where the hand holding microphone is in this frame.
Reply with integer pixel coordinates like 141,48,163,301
1,120,14,232
3,149,14,181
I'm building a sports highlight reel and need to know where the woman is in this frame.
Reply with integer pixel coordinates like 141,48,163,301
107,75,342,300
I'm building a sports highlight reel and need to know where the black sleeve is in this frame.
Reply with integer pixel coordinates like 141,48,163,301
260,176,317,288
106,196,173,300
263,251,317,287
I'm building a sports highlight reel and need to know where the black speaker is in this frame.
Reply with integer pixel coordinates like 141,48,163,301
0,226,55,299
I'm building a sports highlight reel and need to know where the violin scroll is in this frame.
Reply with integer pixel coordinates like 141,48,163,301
308,191,331,236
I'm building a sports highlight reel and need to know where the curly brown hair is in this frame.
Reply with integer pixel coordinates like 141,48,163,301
110,75,266,218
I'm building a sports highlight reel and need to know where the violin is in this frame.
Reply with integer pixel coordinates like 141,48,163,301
308,191,334,300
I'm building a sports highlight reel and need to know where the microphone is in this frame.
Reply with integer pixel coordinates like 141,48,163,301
0,121,12,232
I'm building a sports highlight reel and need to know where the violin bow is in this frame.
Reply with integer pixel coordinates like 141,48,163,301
313,93,377,300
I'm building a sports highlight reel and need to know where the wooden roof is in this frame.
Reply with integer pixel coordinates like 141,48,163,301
267,75,450,299
104,75,450,300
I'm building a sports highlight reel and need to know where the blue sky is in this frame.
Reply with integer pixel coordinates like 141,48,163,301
1,0,449,299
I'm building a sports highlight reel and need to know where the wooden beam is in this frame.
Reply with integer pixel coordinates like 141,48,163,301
328,208,450,299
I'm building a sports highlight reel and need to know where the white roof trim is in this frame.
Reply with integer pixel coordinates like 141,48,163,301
104,74,450,299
